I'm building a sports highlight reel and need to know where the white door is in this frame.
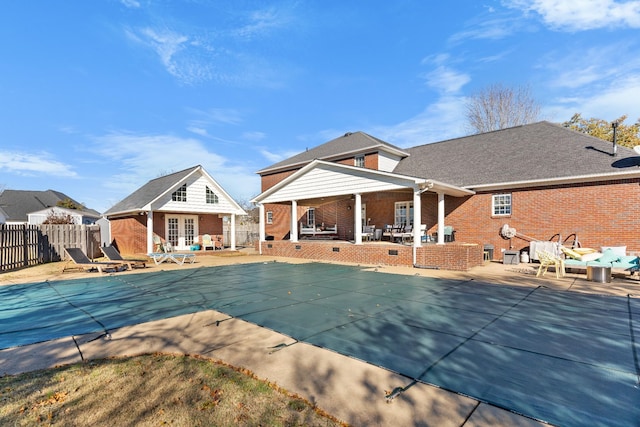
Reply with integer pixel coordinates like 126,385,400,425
166,215,198,250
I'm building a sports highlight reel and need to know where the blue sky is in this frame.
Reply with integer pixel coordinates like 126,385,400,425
1,1,640,213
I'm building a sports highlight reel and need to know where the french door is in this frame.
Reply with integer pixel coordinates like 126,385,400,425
166,215,198,250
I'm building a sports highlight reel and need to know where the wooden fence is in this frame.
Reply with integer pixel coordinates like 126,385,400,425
0,224,101,272
223,223,259,248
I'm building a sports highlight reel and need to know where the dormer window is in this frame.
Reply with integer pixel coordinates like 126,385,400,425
355,155,365,168
206,186,219,204
172,184,187,202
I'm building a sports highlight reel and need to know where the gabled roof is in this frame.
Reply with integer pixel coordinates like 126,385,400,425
257,131,409,175
393,121,640,189
0,189,98,222
252,160,473,204
104,165,246,216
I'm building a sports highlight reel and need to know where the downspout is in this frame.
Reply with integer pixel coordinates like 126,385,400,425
258,204,265,255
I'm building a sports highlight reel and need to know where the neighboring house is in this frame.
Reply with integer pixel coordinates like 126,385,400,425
0,189,98,225
252,121,640,269
104,165,247,255
28,206,100,225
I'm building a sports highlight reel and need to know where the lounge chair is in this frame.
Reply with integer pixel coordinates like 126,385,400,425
63,247,124,273
100,245,146,269
147,252,196,265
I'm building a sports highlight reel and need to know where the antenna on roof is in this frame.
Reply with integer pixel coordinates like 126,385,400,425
611,121,618,157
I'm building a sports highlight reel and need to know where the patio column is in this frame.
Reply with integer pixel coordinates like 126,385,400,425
146,210,154,254
354,193,362,245
290,200,298,242
413,189,422,249
230,213,237,250
437,192,445,245
258,204,265,254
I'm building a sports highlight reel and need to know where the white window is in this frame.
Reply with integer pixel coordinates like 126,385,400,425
492,194,512,216
266,211,273,224
355,155,365,168
307,208,315,226
206,186,219,204
172,184,187,202
394,201,414,226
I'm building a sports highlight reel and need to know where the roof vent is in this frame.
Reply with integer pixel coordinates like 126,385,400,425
344,132,352,137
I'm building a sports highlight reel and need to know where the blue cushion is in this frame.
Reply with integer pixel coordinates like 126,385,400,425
597,248,619,264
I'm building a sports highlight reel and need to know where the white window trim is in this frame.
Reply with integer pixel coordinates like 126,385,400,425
266,211,273,224
354,155,365,168
492,194,512,216
394,201,414,226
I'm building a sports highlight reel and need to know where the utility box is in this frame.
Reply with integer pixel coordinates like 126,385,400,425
483,244,494,261
503,250,519,265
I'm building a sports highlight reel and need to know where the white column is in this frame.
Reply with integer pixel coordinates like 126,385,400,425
354,194,362,244
258,204,265,255
230,214,236,250
437,192,445,245
146,211,154,254
290,200,298,242
413,189,422,248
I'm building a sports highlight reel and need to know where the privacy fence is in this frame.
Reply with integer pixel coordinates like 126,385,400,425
0,224,101,272
223,223,259,248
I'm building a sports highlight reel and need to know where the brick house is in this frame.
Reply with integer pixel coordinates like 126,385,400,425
104,165,246,255
251,121,640,270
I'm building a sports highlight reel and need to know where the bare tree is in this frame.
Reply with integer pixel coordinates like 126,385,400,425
465,83,541,134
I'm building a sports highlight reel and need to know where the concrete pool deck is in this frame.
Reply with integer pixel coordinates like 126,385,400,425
1,249,638,426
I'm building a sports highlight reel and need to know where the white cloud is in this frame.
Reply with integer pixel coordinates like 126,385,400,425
420,54,470,95
372,96,468,147
259,149,287,163
242,131,266,141
234,6,293,40
120,0,140,8
545,75,640,122
187,127,208,136
92,131,258,203
0,151,77,177
125,26,212,84
505,0,640,30
423,66,471,94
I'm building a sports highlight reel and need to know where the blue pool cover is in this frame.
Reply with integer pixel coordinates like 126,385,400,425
1,262,638,426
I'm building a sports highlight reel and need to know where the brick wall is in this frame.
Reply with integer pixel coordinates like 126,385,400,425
110,216,147,254
445,179,640,259
256,240,483,270
110,213,224,255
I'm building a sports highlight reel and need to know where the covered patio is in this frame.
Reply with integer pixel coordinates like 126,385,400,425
252,160,482,270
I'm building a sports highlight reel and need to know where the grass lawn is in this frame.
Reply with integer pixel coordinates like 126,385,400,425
0,353,345,426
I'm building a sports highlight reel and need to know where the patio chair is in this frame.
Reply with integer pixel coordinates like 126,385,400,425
443,226,455,242
63,247,124,273
536,250,565,278
201,234,222,250
401,224,413,244
100,245,146,269
362,225,375,241
153,235,166,252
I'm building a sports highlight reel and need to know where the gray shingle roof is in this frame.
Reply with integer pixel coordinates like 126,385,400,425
104,166,199,215
393,121,639,187
257,131,409,174
0,189,98,221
